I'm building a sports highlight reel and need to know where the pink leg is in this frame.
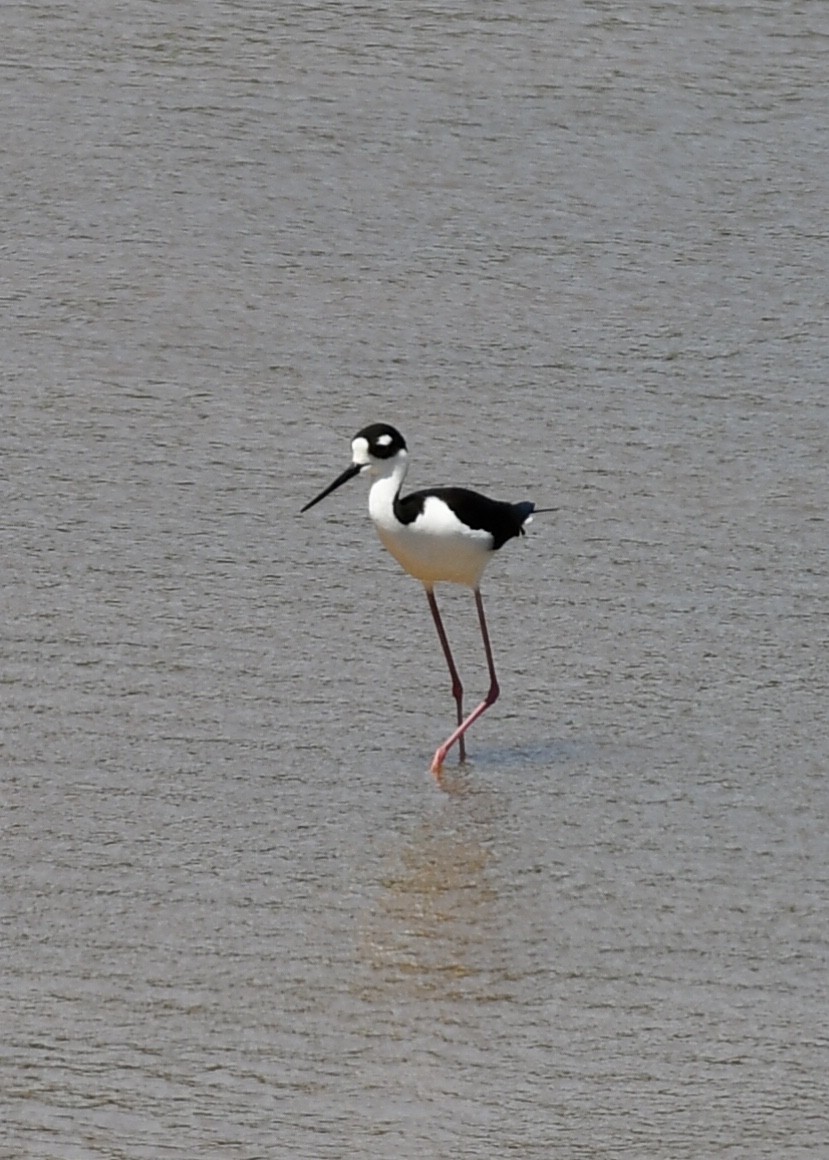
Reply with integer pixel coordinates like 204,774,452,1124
430,588,500,776
425,586,467,763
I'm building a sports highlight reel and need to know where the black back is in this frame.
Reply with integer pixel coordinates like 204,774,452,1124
395,487,535,551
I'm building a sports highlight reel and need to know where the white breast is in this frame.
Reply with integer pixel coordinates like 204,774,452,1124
371,492,493,588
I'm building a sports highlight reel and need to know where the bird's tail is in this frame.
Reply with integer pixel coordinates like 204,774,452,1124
515,502,556,534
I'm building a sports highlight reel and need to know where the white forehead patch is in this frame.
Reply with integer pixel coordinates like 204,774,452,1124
351,435,370,465
376,433,393,447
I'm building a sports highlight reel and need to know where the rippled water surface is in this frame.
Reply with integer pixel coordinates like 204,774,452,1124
3,2,828,1157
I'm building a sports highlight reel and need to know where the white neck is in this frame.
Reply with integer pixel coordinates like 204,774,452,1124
367,453,408,530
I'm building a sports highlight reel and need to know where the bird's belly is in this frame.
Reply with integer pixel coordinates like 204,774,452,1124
375,522,491,587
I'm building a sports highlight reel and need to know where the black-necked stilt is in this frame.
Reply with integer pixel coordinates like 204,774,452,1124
301,423,541,777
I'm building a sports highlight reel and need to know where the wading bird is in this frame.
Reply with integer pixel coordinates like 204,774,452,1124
301,423,541,776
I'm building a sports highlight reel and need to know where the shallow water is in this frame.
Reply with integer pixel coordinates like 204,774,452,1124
3,2,828,1156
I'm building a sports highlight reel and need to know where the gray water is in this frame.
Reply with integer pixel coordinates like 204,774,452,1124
3,2,828,1157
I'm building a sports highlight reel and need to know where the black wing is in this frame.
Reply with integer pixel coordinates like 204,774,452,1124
395,487,535,551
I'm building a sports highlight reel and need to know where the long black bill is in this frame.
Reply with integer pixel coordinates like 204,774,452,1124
300,462,362,513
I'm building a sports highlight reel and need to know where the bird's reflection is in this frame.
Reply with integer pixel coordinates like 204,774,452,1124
360,776,509,1000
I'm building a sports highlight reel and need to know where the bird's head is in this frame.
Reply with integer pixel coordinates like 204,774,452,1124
301,423,408,512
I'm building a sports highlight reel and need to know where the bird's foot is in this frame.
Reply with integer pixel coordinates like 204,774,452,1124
430,740,467,778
